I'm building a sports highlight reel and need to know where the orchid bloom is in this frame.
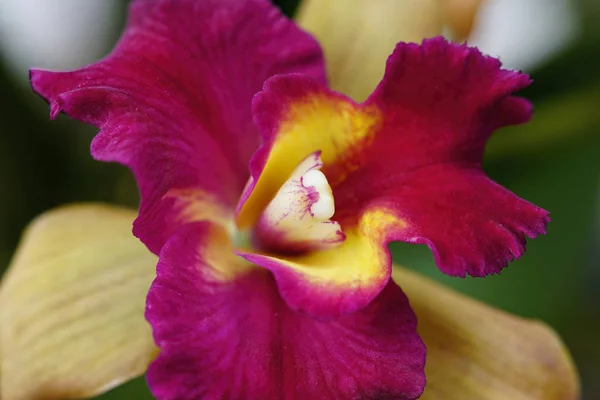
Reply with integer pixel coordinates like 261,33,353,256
0,0,580,399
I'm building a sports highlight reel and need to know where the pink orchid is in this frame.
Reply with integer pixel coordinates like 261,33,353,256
0,1,579,399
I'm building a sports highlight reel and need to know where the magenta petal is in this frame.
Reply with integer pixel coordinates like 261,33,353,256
328,37,549,276
369,166,549,276
146,222,426,400
366,37,533,169
30,0,325,254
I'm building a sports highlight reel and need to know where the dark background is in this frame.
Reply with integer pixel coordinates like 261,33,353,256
0,0,597,398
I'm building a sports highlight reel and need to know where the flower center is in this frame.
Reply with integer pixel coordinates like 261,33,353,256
252,152,346,254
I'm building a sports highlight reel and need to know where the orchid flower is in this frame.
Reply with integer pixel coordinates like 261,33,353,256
0,0,579,399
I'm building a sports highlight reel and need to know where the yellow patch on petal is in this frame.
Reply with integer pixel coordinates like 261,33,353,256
165,188,232,227
202,223,256,282
252,208,403,288
237,96,381,229
279,229,385,286
360,206,407,237
0,204,158,400
392,267,580,400
297,0,443,102
164,189,257,282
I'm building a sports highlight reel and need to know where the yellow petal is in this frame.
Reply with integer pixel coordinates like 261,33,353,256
0,204,158,400
441,0,484,40
296,0,443,102
392,267,580,400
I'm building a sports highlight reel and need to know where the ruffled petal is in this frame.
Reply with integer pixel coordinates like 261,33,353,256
357,166,549,277
30,0,325,254
146,222,425,400
238,38,548,285
341,37,548,276
0,204,157,400
363,37,532,172
393,267,580,400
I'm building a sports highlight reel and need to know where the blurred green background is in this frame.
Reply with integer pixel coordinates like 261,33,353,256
0,0,598,398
